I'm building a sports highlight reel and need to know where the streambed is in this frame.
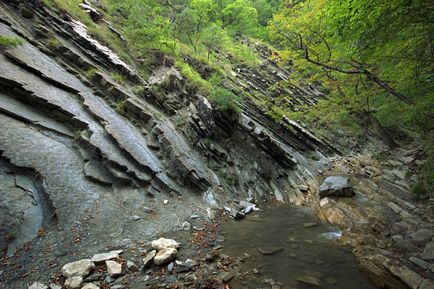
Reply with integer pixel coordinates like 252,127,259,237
221,204,374,289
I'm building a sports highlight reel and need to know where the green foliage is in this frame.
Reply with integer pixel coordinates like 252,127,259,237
47,37,61,48
86,68,98,79
115,99,126,114
111,72,126,85
209,87,242,112
42,0,93,25
268,0,433,143
0,35,24,48
132,85,145,96
73,130,84,140
176,60,211,93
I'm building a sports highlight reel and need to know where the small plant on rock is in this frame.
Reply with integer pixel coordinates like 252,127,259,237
0,35,24,49
47,37,61,49
209,87,243,112
86,68,98,79
111,72,126,85
132,85,145,96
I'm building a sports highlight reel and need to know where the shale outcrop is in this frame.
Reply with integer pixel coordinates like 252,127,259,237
0,1,330,287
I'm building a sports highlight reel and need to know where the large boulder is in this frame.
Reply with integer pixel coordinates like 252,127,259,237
319,176,354,197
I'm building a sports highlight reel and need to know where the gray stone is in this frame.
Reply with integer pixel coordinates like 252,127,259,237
84,159,113,185
206,207,217,219
297,276,321,287
151,238,180,250
83,272,102,282
392,235,415,251
410,229,434,244
132,215,142,221
385,261,424,289
319,176,354,197
91,250,123,262
175,259,195,273
298,185,309,192
104,275,115,284
409,257,431,270
28,282,47,289
419,279,434,289
230,209,245,220
422,242,434,260
64,276,83,289
181,221,191,231
62,259,95,278
167,262,174,272
106,260,122,276
82,284,99,289
221,271,236,282
154,248,177,265
142,250,156,267
127,260,138,271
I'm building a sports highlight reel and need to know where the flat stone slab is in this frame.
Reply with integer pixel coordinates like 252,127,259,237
106,260,122,276
319,175,354,197
422,242,434,260
91,250,123,262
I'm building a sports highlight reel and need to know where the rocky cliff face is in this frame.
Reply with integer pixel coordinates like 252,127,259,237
0,1,332,285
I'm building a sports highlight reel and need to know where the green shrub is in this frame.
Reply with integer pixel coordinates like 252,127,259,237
132,85,145,96
115,99,126,113
86,68,98,79
176,60,211,94
0,35,24,48
42,0,93,26
111,72,126,84
47,37,61,48
209,88,242,112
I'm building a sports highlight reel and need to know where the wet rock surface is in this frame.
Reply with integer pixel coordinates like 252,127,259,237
301,152,434,289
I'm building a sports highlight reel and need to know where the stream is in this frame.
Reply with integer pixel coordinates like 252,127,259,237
221,204,375,289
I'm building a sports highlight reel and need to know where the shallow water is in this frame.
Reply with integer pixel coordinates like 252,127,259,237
221,204,375,289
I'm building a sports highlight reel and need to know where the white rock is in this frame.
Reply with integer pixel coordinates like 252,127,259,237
49,284,62,289
28,282,47,289
181,221,191,231
64,276,83,289
82,284,99,289
106,260,122,276
163,199,169,205
62,259,95,278
91,250,123,262
206,207,217,219
154,248,177,265
151,238,180,250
